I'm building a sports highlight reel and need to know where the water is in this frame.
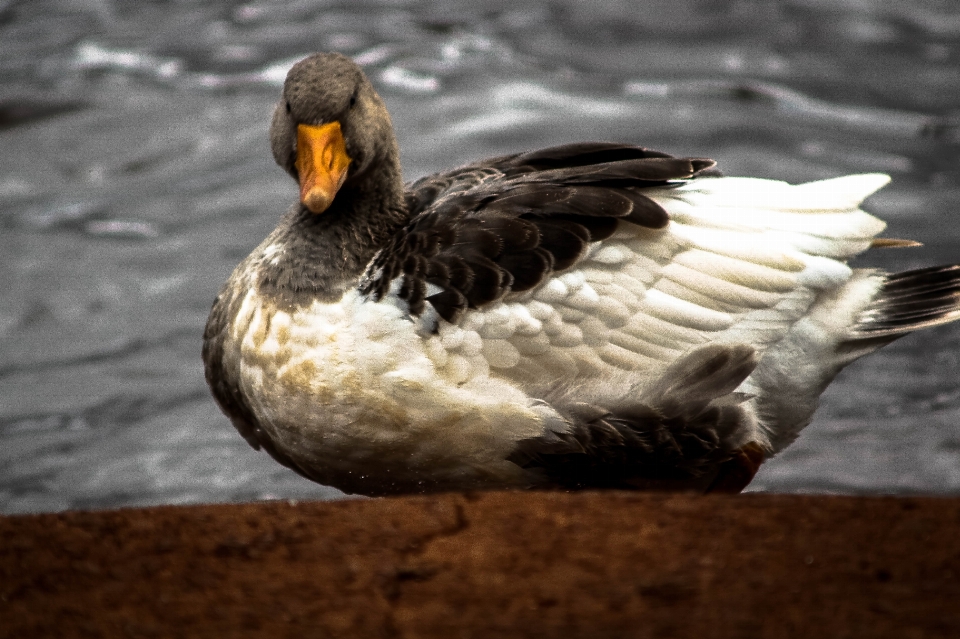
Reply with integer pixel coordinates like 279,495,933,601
2,0,960,513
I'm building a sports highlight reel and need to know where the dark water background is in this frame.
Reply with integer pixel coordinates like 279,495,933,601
2,0,960,513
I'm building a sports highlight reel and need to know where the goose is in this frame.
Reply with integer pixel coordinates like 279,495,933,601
203,52,960,496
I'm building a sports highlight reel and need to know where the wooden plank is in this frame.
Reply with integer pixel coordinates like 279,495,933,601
2,492,959,638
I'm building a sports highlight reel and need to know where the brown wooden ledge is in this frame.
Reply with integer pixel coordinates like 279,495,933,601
3,492,959,638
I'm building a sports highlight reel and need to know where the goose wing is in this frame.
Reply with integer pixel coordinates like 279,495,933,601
362,146,891,394
362,143,715,321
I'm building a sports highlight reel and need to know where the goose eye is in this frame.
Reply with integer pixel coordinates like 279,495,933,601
285,101,292,114
349,93,357,108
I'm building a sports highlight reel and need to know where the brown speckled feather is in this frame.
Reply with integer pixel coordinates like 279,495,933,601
202,279,311,477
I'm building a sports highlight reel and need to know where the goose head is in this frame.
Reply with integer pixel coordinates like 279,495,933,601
269,52,401,215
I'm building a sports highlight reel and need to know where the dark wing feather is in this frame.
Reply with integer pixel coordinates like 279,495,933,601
405,166,502,217
507,344,760,490
519,158,714,185
499,142,680,171
361,143,716,323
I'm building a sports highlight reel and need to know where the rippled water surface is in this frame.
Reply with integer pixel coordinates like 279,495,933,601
3,0,960,513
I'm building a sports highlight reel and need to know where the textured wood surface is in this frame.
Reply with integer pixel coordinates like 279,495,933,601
3,492,959,638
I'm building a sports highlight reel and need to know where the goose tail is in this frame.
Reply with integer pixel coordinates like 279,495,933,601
848,264,960,341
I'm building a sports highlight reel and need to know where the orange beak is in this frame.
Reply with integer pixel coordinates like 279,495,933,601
294,121,352,214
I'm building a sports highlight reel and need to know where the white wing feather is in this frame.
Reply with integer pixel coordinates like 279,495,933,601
427,174,892,450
